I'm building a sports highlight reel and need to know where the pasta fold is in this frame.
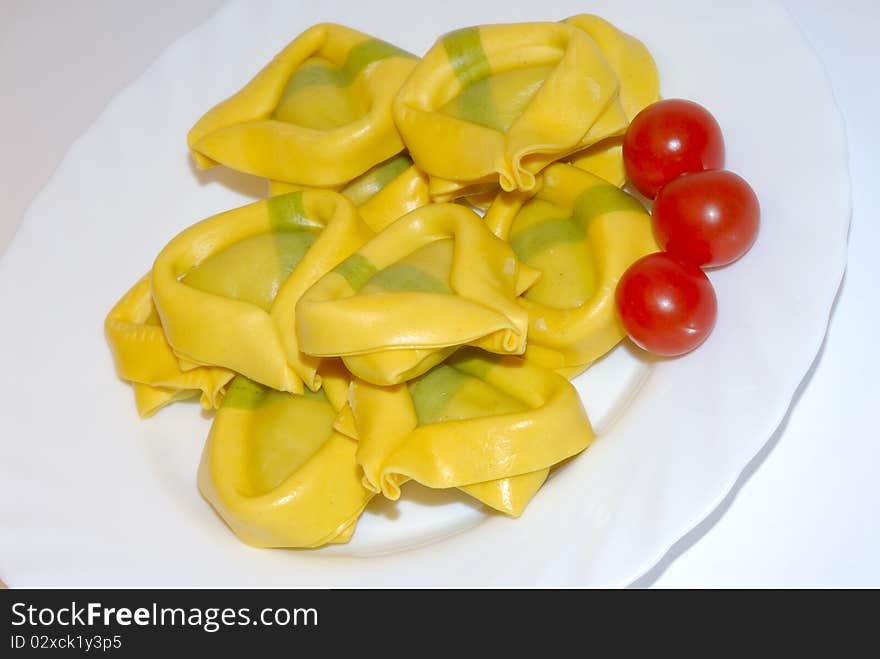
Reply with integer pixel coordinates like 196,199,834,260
565,14,659,124
338,385,548,517
105,274,234,417
393,22,628,197
188,23,417,186
198,375,372,548
485,163,658,374
567,138,627,188
296,203,538,385
269,153,429,232
152,190,372,393
565,14,660,186
346,348,593,516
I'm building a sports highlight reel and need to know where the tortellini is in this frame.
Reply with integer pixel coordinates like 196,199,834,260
105,275,234,417
188,23,417,186
484,163,659,375
198,374,372,548
295,202,538,385
394,15,659,201
342,348,594,516
151,189,372,393
394,22,627,198
108,13,663,549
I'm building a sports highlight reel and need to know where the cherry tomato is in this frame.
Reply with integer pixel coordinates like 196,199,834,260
616,252,717,356
623,99,725,198
652,170,760,268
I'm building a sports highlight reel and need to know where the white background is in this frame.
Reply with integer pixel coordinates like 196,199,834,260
1,0,877,587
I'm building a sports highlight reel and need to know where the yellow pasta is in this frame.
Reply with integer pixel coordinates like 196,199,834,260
152,189,372,393
393,22,628,198
107,14,666,549
105,274,234,417
188,23,417,186
565,14,660,186
345,348,593,516
296,203,539,385
567,137,628,188
334,376,549,517
485,163,659,375
269,153,430,232
565,14,659,123
198,375,372,548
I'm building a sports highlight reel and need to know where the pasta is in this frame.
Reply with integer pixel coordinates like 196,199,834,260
151,189,372,393
188,23,417,186
565,14,660,186
295,202,538,385
107,12,665,548
198,373,372,548
484,163,659,375
565,14,659,124
105,275,234,417
334,393,549,518
393,22,627,198
269,153,430,232
345,348,593,515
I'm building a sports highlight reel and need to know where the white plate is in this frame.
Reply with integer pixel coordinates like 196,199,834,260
0,0,848,586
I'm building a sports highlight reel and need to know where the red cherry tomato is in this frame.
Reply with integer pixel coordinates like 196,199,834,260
623,99,725,198
616,252,717,356
652,170,760,268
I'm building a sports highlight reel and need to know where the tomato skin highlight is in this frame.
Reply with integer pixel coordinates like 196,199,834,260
623,99,725,199
652,170,760,268
616,252,718,357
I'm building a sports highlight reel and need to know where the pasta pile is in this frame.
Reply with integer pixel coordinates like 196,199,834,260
105,15,660,548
